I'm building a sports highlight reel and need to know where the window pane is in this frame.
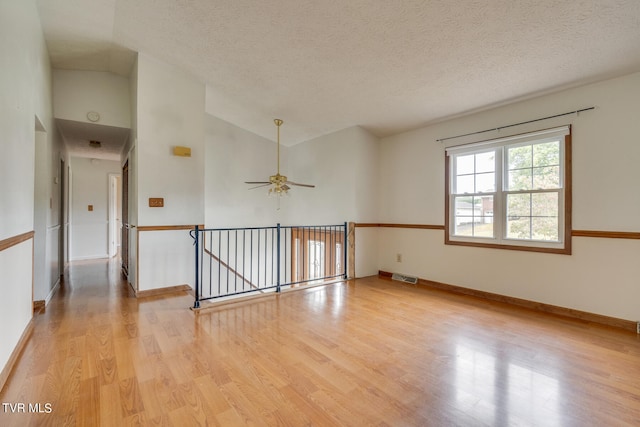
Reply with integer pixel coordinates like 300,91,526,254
478,196,494,219
532,217,559,241
455,220,474,236
474,223,493,237
454,196,494,238
507,217,531,240
456,175,474,194
507,193,530,217
308,241,325,279
454,196,474,236
475,151,495,173
533,141,559,167
533,166,560,189
508,145,532,170
455,196,474,214
508,168,532,191
473,195,494,237
476,172,495,193
532,192,558,217
456,155,474,175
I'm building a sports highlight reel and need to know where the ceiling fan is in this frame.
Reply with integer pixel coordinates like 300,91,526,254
245,119,315,196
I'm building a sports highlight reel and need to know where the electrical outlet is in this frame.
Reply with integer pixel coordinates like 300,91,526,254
396,253,402,263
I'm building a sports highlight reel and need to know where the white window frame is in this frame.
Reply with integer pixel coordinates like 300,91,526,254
445,126,572,254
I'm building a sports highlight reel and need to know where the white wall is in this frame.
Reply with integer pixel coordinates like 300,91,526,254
286,126,379,224
70,157,121,260
136,53,204,226
286,126,380,277
33,130,48,299
205,115,286,227
0,0,52,379
355,227,379,278
204,121,380,277
53,70,131,128
33,124,66,303
138,230,193,292
134,54,205,291
378,72,640,321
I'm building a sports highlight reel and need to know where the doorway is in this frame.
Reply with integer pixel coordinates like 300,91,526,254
108,173,122,258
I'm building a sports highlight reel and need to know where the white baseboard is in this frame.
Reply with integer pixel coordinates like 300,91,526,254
45,278,61,306
70,254,109,261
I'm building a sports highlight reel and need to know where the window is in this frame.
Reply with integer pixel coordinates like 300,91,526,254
445,126,571,254
291,228,344,281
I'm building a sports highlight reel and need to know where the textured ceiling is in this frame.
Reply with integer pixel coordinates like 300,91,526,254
56,119,130,161
38,0,640,145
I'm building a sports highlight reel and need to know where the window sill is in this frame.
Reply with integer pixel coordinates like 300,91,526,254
444,236,572,255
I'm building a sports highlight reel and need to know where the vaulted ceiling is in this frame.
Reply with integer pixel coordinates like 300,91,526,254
37,0,640,145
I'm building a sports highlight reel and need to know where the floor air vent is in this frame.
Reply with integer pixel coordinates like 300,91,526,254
391,273,418,285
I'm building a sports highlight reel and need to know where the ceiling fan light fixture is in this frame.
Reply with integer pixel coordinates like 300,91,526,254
245,119,315,199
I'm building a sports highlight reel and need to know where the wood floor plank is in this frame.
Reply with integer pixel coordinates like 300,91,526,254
76,376,100,427
2,258,640,426
99,382,123,426
192,374,232,416
118,377,145,417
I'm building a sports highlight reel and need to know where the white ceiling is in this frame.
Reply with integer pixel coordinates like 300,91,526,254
55,119,130,160
38,0,640,146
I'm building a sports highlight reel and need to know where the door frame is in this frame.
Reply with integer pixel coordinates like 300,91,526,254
121,161,129,276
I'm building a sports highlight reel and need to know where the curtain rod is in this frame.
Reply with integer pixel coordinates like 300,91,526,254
436,107,595,143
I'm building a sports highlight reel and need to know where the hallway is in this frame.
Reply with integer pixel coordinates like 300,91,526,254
2,259,640,426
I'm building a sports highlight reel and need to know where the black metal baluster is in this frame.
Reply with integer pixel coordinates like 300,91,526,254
285,227,289,284
218,230,221,296
242,229,246,292
332,225,336,277
343,222,348,279
323,226,327,279
276,224,281,293
208,230,213,298
234,230,237,293
193,226,200,309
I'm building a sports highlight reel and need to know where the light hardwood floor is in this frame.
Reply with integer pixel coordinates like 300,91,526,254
1,258,640,426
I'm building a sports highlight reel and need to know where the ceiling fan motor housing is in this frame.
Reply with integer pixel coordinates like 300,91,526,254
270,173,287,184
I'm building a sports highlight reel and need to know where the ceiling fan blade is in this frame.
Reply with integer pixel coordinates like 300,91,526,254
245,181,270,184
286,181,315,188
247,183,272,190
